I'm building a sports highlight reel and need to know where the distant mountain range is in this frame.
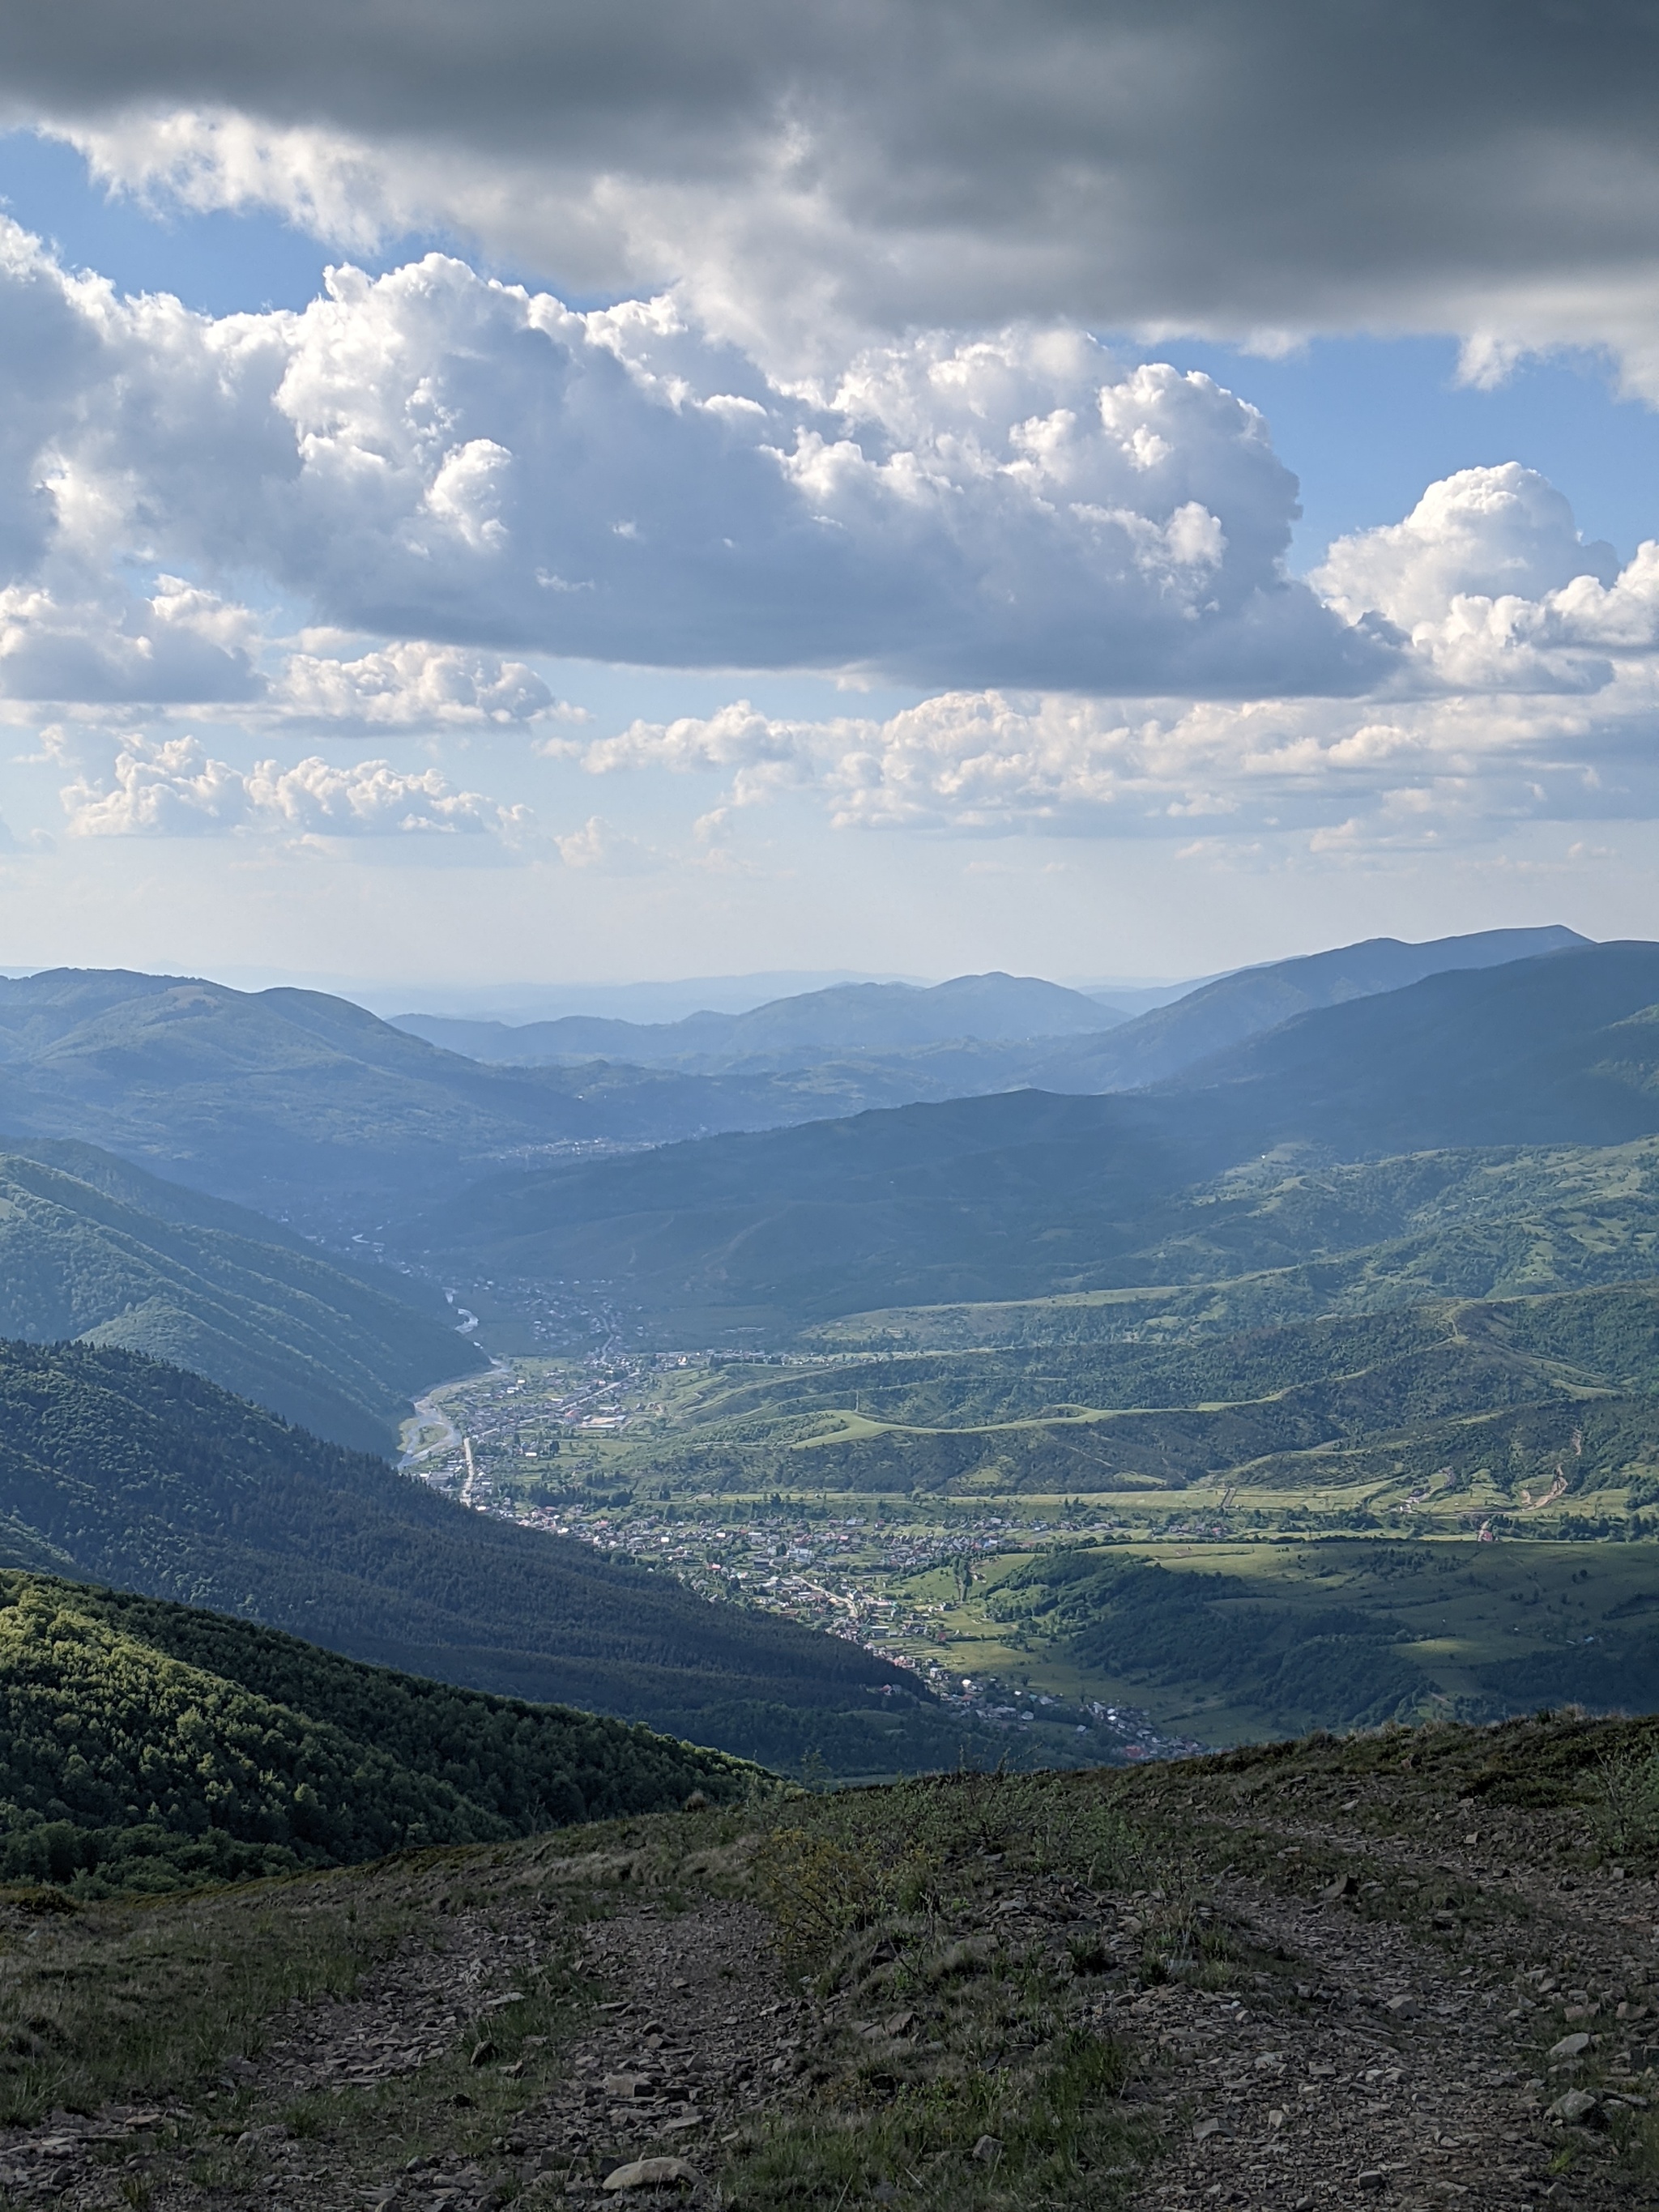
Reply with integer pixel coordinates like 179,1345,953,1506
393,929,1582,1081
0,1138,482,1451
0,930,1588,1233
398,939,1659,1332
393,971,1127,1067
1019,924,1589,1093
0,968,828,1217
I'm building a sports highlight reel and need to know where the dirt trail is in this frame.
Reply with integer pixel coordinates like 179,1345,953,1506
1134,1801,1656,2210
0,1737,1654,2211
0,1870,801,2210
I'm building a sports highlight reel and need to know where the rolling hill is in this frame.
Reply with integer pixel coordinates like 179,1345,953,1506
0,1571,753,1894
603,1276,1659,1500
0,970,861,1219
0,1141,482,1451
0,1340,950,1774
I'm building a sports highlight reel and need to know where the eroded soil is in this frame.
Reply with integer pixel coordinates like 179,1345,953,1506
0,1718,1654,2211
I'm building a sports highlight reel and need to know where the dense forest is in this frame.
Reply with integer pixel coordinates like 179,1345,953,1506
0,1572,754,1894
0,1144,483,1451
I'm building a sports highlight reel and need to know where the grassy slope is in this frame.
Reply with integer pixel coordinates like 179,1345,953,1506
605,1276,1659,1499
983,1536,1659,1740
801,1138,1659,1352
0,1714,1653,2206
580,1278,1659,1742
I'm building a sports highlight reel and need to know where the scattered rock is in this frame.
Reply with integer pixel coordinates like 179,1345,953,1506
602,2157,698,2192
970,2133,1001,2163
1547,2089,1602,2127
1547,2031,1592,2061
1382,1994,1418,2020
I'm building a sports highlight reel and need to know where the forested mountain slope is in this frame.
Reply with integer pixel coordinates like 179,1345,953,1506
1166,936,1659,1149
0,940,1589,1231
1025,923,1585,1092
0,970,849,1216
0,1144,481,1451
0,1571,752,1894
0,1343,940,1773
400,941,1659,1332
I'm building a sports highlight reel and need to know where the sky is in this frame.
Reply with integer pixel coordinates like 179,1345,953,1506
2,2,1659,998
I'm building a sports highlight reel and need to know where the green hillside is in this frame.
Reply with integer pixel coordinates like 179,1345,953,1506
799,1138,1659,1352
0,1571,753,1895
0,1144,483,1451
1023,923,1585,1093
0,1340,957,1775
598,1276,1659,1500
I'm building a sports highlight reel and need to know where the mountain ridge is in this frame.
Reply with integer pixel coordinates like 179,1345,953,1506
395,940,1659,1332
0,1141,483,1451
391,971,1127,1068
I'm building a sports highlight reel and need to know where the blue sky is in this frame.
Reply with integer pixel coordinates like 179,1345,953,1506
1,7,1657,998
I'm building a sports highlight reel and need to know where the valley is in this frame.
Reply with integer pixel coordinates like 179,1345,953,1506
9,18,1659,2201
6,932,1659,2212
403,1325,1659,1750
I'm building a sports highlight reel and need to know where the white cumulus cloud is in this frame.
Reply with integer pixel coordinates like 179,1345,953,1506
272,641,571,729
1315,464,1659,695
0,223,1378,697
59,733,531,842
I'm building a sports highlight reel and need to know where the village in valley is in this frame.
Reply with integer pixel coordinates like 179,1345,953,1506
399,1349,1204,1767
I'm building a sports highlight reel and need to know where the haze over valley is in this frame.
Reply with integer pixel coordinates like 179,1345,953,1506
4,7,1659,2205
8,925,1659,1766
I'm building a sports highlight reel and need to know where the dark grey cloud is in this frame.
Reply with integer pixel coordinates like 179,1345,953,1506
6,2,1659,354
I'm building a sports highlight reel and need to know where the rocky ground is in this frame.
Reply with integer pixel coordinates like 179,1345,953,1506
0,1712,1654,2210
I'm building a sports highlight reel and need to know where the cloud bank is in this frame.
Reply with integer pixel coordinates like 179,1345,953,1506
14,2,1659,388
582,462,1659,850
